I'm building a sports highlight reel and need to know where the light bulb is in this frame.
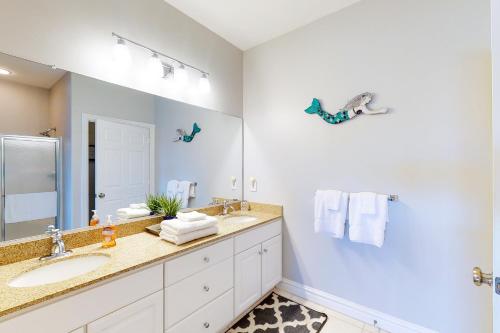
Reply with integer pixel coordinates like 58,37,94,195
147,53,164,79
113,38,131,67
175,63,188,87
199,73,210,93
0,68,11,75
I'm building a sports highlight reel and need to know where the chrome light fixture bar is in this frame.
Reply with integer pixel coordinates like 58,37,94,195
111,32,209,76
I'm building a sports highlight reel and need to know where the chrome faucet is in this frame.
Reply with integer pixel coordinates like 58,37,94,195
222,200,235,215
40,225,72,261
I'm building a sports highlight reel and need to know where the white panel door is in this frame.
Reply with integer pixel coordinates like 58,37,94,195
87,290,163,333
261,235,282,294
95,119,151,218
234,243,262,316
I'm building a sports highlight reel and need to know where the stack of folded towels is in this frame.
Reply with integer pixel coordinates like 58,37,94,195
116,203,151,220
159,211,218,245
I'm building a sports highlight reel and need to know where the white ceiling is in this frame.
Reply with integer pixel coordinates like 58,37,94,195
164,0,361,50
0,53,66,89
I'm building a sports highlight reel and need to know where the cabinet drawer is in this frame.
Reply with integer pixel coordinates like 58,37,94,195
165,238,233,286
87,290,163,333
165,257,233,328
234,219,281,254
166,289,234,333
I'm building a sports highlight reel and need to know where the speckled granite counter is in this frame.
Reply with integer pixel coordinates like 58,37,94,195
0,209,282,318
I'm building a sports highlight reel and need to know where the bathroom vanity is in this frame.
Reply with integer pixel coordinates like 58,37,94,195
0,209,282,333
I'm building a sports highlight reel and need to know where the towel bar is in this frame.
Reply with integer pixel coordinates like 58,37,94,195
388,194,398,201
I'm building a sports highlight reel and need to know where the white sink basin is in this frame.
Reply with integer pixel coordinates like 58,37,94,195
222,215,258,224
9,254,110,288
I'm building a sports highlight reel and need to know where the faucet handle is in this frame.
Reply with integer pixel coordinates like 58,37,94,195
45,225,57,235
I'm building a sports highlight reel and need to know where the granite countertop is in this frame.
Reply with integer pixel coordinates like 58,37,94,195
0,210,281,318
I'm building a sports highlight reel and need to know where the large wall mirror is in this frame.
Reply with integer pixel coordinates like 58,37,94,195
0,52,242,242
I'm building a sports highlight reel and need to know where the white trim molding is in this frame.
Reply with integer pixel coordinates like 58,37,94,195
277,278,438,333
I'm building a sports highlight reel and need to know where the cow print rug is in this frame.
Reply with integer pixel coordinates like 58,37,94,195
227,292,328,333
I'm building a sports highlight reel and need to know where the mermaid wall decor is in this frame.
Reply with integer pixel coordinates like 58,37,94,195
305,93,389,125
173,123,201,142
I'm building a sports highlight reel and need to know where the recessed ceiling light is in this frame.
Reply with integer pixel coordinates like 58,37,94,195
0,68,11,75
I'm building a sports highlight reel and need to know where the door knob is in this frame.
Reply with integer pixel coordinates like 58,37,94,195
472,267,493,287
97,193,106,199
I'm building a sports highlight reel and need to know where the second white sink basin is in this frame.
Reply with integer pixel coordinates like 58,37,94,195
9,254,110,288
222,215,258,224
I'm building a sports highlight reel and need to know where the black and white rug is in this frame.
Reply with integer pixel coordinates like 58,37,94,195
227,292,328,333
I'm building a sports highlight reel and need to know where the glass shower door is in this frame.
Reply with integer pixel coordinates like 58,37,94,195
1,136,61,241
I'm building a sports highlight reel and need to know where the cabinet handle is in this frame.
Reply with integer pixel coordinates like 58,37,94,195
203,322,210,328
203,256,210,263
258,250,262,255
263,248,268,253
203,285,210,292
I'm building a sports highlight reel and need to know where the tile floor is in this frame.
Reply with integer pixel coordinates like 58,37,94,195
273,288,390,333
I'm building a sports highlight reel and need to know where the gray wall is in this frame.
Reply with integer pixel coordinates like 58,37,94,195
0,79,50,135
243,0,492,332
155,97,242,206
0,0,242,117
69,73,156,228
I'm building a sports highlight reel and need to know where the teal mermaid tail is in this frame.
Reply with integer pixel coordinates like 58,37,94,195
305,98,351,124
182,122,201,142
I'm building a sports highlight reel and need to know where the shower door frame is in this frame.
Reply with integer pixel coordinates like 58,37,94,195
0,135,62,241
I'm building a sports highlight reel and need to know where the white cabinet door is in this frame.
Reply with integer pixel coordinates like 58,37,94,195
261,235,282,294
234,244,262,316
69,328,85,333
87,291,163,333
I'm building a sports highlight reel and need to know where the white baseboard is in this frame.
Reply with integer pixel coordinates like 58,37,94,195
277,278,438,333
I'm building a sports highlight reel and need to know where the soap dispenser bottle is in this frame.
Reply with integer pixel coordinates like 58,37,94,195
89,210,100,226
102,215,117,248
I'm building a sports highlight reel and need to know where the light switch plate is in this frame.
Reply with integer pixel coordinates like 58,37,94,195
249,177,257,192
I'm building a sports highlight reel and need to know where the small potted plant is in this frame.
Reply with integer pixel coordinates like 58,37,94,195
158,195,182,220
146,194,162,215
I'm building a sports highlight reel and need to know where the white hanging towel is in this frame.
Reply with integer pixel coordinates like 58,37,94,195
348,192,389,248
177,181,192,208
166,180,179,199
314,190,348,239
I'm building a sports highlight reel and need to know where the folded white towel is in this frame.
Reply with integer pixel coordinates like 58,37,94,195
348,193,389,247
176,211,207,222
161,216,217,235
314,190,348,239
160,225,219,245
116,208,151,219
129,203,148,209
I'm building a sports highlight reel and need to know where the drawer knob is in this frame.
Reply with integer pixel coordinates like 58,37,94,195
203,256,210,263
263,248,268,253
258,250,262,255
203,285,210,292
203,322,210,328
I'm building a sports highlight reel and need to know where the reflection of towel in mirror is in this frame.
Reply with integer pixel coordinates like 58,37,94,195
116,208,150,219
166,180,179,198
177,181,193,208
160,226,219,245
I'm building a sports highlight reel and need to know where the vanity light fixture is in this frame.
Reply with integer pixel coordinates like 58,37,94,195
0,68,11,75
199,73,211,93
175,63,189,87
147,52,164,78
111,32,210,90
112,37,131,67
